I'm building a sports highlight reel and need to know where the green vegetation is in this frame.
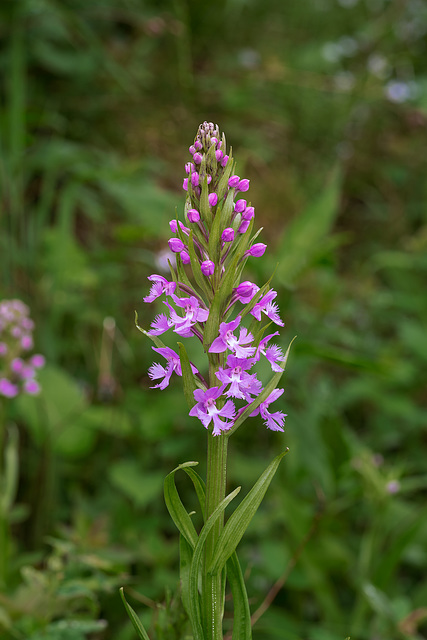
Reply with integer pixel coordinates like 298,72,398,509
1,0,426,638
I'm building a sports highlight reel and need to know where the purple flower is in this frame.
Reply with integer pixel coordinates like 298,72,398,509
189,386,235,435
250,388,286,431
11,358,25,374
216,355,262,401
209,316,255,358
187,208,200,223
144,275,176,303
168,238,186,253
183,178,188,190
21,335,33,350
234,281,260,304
169,220,190,235
0,343,8,356
238,219,251,234
148,347,198,390
253,332,284,372
215,150,223,162
180,250,191,264
201,260,215,276
242,206,255,220
237,179,250,192
24,379,40,395
208,193,218,207
148,313,172,336
0,378,19,398
221,228,234,243
185,162,195,174
164,295,209,337
194,140,202,150
30,354,45,368
191,172,200,187
228,175,240,188
193,152,203,164
245,243,266,258
234,199,247,213
250,290,284,326
221,155,229,167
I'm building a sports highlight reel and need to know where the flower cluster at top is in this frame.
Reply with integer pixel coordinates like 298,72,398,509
142,122,286,436
0,299,45,398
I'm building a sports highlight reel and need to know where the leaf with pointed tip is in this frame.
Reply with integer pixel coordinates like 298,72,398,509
164,461,200,549
208,451,288,576
120,588,151,640
179,534,194,618
189,486,241,640
217,152,234,202
188,232,211,301
227,552,252,640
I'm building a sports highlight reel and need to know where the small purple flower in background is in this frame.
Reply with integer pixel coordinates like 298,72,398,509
0,299,45,398
189,386,235,435
386,479,401,495
250,388,286,431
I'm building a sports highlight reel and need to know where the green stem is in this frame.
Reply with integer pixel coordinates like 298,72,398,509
203,432,228,640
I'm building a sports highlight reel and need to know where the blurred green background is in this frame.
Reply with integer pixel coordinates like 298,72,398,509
1,0,427,638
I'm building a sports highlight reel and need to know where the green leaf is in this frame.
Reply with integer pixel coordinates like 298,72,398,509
164,461,200,549
188,231,211,301
227,336,296,436
216,152,234,202
178,341,199,409
227,552,252,640
120,587,151,640
179,534,194,618
189,486,241,640
0,426,19,515
208,451,288,575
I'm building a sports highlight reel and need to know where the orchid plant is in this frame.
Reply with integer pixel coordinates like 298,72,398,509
121,122,294,640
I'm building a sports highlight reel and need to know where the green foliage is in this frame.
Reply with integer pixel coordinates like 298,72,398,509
0,0,426,638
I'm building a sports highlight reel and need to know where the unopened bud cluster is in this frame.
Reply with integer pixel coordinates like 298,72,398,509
0,300,45,398
142,122,286,435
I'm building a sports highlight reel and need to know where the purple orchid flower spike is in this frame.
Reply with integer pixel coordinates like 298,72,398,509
216,355,262,401
250,289,284,326
250,388,287,431
189,386,235,435
209,316,256,359
148,347,198,390
143,275,177,303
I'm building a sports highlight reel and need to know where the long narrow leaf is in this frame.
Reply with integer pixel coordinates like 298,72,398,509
189,486,241,640
208,451,288,575
120,588,151,640
164,461,200,548
179,534,195,618
178,341,198,409
227,552,252,640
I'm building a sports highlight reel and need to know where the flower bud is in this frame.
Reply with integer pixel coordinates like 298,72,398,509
189,145,196,154
242,206,255,220
228,175,240,188
183,178,188,190
208,193,218,207
201,260,215,276
237,179,250,192
193,152,203,164
234,199,247,213
194,141,202,150
245,243,266,257
191,172,200,187
238,219,250,234
235,281,259,303
221,155,229,167
221,228,235,243
187,208,200,223
180,250,191,264
168,238,185,253
215,150,224,162
185,162,195,174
